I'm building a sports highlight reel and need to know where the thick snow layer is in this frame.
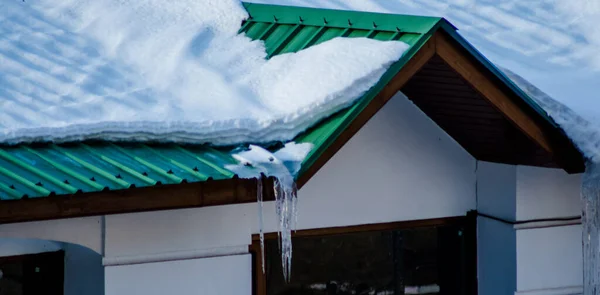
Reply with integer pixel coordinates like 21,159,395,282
502,68,600,162
0,0,408,145
227,142,313,177
251,0,600,163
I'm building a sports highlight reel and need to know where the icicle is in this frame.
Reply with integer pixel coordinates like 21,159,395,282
582,161,600,295
292,183,299,231
227,143,312,283
274,176,297,282
257,176,265,273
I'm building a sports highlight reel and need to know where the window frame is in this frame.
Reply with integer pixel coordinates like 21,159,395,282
249,214,477,295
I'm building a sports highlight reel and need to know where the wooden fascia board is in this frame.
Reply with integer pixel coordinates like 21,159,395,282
0,177,276,224
434,30,584,173
296,37,437,188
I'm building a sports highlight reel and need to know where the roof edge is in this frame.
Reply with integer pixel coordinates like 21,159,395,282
242,2,443,34
294,19,584,186
296,28,439,187
0,177,277,224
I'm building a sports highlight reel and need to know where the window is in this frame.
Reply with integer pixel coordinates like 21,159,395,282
251,217,476,295
0,251,64,295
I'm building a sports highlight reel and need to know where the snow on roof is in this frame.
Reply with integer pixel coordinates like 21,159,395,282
3,0,597,166
502,69,600,163
0,0,408,145
249,0,599,164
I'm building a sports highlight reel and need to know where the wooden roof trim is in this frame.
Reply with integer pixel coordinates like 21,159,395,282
434,31,584,173
298,28,584,189
435,32,552,155
296,37,437,188
0,177,276,224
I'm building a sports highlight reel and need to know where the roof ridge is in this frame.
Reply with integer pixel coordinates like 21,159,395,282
242,2,444,34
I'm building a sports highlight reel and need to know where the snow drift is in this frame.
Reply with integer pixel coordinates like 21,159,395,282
502,68,600,162
0,0,408,145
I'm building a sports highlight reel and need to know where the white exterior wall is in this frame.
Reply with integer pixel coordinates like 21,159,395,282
64,243,105,295
476,162,517,295
0,92,479,294
0,91,585,295
0,238,62,256
0,216,103,253
515,166,583,295
101,92,476,295
105,254,252,295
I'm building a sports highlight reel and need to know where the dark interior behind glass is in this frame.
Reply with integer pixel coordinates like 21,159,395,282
0,251,64,295
264,223,471,295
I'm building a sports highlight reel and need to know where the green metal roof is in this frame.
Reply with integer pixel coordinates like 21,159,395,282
0,3,571,200
239,3,446,178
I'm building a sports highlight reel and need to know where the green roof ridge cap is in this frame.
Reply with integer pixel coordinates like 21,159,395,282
242,2,444,34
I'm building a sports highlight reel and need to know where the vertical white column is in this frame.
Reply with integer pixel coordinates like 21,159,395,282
515,165,582,294
476,161,517,295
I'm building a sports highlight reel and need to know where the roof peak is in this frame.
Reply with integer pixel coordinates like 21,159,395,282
242,2,450,34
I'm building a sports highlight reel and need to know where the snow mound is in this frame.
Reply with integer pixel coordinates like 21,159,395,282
0,0,409,145
501,68,600,162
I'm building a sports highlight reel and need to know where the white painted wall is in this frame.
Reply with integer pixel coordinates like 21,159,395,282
477,161,517,220
102,92,476,294
0,238,62,256
476,161,517,295
291,92,477,229
0,217,103,254
516,166,581,220
0,92,582,295
516,225,582,293
104,91,476,257
64,243,105,295
515,166,583,295
104,205,253,258
0,92,478,294
105,254,252,295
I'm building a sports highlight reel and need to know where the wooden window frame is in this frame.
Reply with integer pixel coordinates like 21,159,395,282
249,213,478,295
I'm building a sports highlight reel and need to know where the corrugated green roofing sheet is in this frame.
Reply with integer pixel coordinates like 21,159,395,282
239,3,445,178
0,2,564,200
0,3,443,200
0,143,239,199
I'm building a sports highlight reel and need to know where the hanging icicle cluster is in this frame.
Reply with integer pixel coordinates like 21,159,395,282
257,176,266,273
274,176,298,282
230,143,312,283
255,174,298,282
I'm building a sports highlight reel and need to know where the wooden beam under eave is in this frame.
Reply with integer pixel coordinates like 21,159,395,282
296,37,437,188
0,177,276,224
433,31,584,173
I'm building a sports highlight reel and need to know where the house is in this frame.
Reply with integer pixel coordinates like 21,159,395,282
0,2,589,295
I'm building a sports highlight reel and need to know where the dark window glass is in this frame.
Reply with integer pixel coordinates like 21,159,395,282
264,224,471,295
0,251,64,295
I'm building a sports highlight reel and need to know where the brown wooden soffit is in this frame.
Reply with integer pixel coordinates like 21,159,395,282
433,31,584,173
297,30,583,189
0,177,275,224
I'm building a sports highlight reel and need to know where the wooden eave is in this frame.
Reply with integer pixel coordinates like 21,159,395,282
0,24,584,225
297,30,585,188
0,177,276,224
